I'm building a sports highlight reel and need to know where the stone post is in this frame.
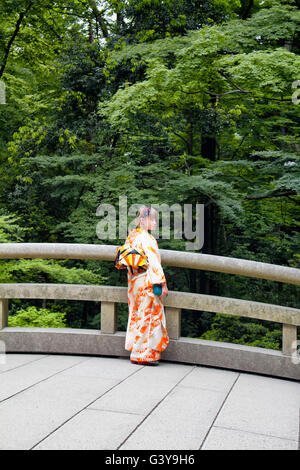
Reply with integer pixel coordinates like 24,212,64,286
165,307,181,340
282,323,298,355
0,299,8,329
101,301,118,334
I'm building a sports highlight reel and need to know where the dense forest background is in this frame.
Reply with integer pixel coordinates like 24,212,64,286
0,0,299,349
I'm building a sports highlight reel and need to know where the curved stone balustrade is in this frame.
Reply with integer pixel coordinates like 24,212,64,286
0,243,299,285
0,244,299,380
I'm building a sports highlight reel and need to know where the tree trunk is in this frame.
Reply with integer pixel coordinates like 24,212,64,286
88,20,94,43
0,1,33,79
199,96,218,295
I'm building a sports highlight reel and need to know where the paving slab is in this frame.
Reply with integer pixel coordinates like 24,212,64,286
119,366,239,450
0,354,46,374
0,372,124,449
120,385,230,450
59,356,144,381
178,365,239,392
34,409,143,450
89,362,194,416
202,426,299,450
213,373,300,442
0,354,90,402
129,362,194,385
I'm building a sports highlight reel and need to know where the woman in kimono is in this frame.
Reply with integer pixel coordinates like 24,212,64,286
125,206,169,366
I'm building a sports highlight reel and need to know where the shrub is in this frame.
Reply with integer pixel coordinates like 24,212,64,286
8,306,67,328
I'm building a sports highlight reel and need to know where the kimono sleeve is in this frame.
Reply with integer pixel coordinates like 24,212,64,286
142,233,166,285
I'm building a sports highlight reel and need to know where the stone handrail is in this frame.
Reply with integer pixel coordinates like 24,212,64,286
0,243,299,380
0,243,299,285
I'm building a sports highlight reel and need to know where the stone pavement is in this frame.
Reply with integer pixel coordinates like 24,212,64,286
0,354,299,450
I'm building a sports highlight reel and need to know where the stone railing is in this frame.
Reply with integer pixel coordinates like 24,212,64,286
0,244,299,380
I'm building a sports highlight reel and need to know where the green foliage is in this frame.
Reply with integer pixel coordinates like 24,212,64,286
8,306,67,328
3,258,107,285
0,213,26,243
0,210,107,285
200,313,282,350
109,0,241,43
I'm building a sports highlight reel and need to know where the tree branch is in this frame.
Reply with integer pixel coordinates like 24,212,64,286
179,85,250,99
171,130,190,149
180,85,291,103
0,1,33,79
287,195,300,205
51,8,88,20
86,0,109,38
38,16,63,41
217,70,247,93
245,190,297,200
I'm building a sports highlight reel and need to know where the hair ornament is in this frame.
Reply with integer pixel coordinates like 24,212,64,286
140,206,151,217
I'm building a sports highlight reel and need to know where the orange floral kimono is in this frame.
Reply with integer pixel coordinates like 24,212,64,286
125,227,169,363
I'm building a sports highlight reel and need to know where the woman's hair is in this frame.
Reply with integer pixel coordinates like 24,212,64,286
135,205,158,228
